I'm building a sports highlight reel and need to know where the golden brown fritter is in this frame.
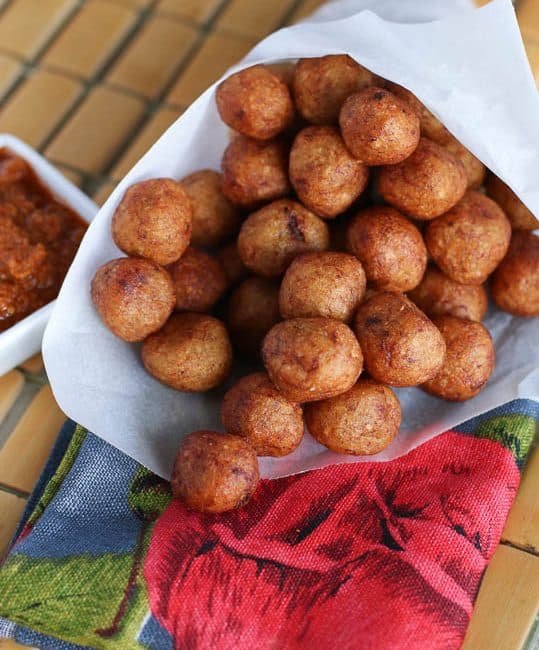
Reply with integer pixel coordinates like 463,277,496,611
142,313,232,391
289,125,369,218
262,317,363,402
491,231,539,316
226,276,280,358
171,430,259,512
279,251,366,322
179,169,240,247
443,137,485,190
339,86,420,165
217,242,249,288
216,65,294,140
408,266,488,322
305,378,400,455
167,247,227,312
425,191,511,285
485,174,539,230
377,137,467,220
237,199,330,278
293,55,374,125
91,257,175,342
422,315,494,401
346,205,427,292
384,81,452,144
221,372,304,456
353,291,446,387
221,135,291,208
112,178,192,265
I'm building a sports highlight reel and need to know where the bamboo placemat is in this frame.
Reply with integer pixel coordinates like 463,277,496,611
0,1,537,648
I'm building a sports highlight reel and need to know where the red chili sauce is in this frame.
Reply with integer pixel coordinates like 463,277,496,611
0,148,87,332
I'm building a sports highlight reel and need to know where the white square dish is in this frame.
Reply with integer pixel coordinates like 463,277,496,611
0,134,97,376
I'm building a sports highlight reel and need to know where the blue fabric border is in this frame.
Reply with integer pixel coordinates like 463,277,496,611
13,419,76,541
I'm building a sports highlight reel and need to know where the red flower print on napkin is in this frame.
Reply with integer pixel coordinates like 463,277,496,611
144,431,518,650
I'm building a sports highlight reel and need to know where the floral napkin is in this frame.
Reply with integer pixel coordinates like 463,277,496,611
0,399,537,649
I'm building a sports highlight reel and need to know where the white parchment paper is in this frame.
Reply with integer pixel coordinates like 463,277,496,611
43,0,539,479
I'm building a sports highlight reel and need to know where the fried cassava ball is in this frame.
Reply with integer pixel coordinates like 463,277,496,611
226,277,280,357
444,137,485,190
142,313,232,392
237,199,330,278
179,169,240,247
425,191,511,285
491,231,539,316
485,175,539,230
91,257,174,342
221,135,290,208
305,378,401,455
339,86,420,165
377,137,467,220
293,54,374,125
216,64,294,140
384,81,451,145
353,291,446,387
217,242,249,288
346,205,427,292
112,178,192,265
422,316,494,401
172,430,259,512
408,266,488,322
289,125,369,218
167,247,227,312
279,251,366,322
262,317,363,402
221,372,304,456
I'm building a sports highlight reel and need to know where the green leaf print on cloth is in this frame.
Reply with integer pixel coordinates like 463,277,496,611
128,467,172,523
475,414,536,466
0,553,148,649
25,425,88,530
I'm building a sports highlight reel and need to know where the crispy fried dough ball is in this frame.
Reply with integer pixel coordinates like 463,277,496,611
237,199,330,278
305,378,400,455
408,266,488,322
172,430,259,512
179,170,240,247
111,179,192,265
279,251,366,322
384,81,451,144
339,87,420,165
377,137,467,220
353,291,446,387
91,257,174,342
293,55,374,125
425,191,511,285
262,317,363,402
345,205,427,292
289,126,369,218
485,175,539,230
141,313,232,392
216,65,294,140
491,231,539,316
221,372,304,456
227,277,280,357
443,138,485,190
221,135,290,208
217,242,249,287
422,316,494,401
167,247,227,312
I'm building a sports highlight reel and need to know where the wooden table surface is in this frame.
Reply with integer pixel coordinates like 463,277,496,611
0,1,537,648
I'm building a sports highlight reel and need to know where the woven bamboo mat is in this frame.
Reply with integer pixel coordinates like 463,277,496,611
0,1,537,648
